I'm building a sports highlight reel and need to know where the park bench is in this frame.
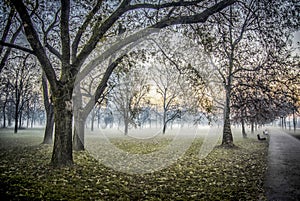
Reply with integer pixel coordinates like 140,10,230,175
257,134,266,141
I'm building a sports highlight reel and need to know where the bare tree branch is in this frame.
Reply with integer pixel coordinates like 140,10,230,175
77,0,237,82
127,0,205,10
0,41,35,55
11,0,58,91
0,9,15,55
74,0,131,70
71,0,103,61
60,0,71,73
82,55,125,119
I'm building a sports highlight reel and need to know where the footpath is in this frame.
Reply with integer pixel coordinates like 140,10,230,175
264,129,300,201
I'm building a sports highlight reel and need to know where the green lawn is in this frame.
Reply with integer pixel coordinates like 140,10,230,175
0,128,268,200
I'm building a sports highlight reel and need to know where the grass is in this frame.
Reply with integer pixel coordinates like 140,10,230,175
0,128,268,200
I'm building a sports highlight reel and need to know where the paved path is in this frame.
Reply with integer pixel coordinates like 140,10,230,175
264,129,300,201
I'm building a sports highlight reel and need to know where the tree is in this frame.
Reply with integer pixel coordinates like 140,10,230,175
150,61,182,134
1,0,236,166
1,52,39,133
109,56,150,135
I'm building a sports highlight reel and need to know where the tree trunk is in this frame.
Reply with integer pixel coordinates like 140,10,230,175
42,73,54,144
124,117,129,135
241,117,247,138
30,112,34,128
251,121,254,133
97,109,101,128
18,110,22,129
162,106,167,134
73,85,85,151
2,102,6,128
241,108,247,138
284,117,286,129
73,118,85,151
90,108,95,132
8,104,12,126
14,101,19,134
163,123,167,134
51,92,73,167
30,99,36,128
27,104,30,128
42,104,54,144
14,86,20,133
293,110,296,132
222,86,234,147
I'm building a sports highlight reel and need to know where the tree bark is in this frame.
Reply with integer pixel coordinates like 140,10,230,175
241,109,247,138
42,104,54,144
8,104,12,126
241,117,247,138
51,90,73,167
163,123,167,134
250,121,254,133
124,111,129,135
27,103,30,128
73,118,85,151
19,110,22,128
42,73,54,144
2,98,7,128
222,85,234,147
73,84,85,151
14,94,19,134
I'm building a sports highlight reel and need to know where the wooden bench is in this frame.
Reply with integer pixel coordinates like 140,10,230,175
257,134,266,141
